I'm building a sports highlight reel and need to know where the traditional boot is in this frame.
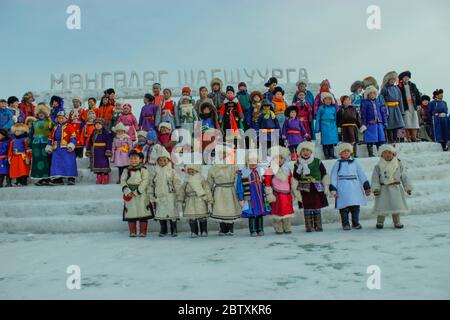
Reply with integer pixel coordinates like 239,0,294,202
227,223,234,236
96,174,102,184
351,207,362,229
367,144,375,157
67,177,76,185
103,174,109,185
256,216,264,236
282,218,292,234
340,210,351,230
313,214,323,232
249,217,257,237
273,219,284,234
159,220,168,237
5,176,12,187
199,218,208,237
128,222,137,237
189,220,199,238
392,214,404,229
328,145,336,159
219,222,226,236
139,221,148,237
376,215,385,229
0,175,4,187
304,214,314,232
170,220,178,237
49,177,64,186
322,145,329,159
352,144,358,158
20,176,28,186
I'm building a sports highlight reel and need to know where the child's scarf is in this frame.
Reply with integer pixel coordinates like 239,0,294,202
296,156,314,176
261,109,276,120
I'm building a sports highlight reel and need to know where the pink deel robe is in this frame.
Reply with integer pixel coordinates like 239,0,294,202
118,113,139,141
111,134,133,167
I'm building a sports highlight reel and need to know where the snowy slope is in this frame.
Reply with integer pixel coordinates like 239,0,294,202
0,142,449,234
0,212,449,299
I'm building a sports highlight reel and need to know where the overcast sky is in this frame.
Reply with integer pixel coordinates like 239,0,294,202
1,0,449,99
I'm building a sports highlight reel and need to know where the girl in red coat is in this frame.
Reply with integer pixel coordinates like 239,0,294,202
264,146,295,234
9,123,31,186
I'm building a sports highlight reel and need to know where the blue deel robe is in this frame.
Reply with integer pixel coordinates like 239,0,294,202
236,166,270,218
316,104,338,145
49,125,78,177
329,158,370,210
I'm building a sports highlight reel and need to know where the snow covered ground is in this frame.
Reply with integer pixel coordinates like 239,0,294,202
0,212,449,300
0,142,449,299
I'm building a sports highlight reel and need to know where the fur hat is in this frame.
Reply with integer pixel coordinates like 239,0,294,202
50,95,63,107
264,77,278,88
269,146,291,160
185,163,202,173
146,128,157,142
56,110,68,118
11,123,29,134
112,122,129,133
399,71,412,80
93,118,105,126
158,122,172,132
137,130,148,138
25,116,37,124
210,78,223,90
250,91,263,101
321,92,336,104
362,76,379,90
273,86,285,96
152,83,161,89
296,80,308,87
335,143,353,155
382,71,398,88
284,105,299,118
22,91,34,101
226,85,235,93
122,103,132,111
72,97,83,105
35,103,50,117
378,144,397,156
156,146,171,160
350,80,364,93
238,82,247,88
364,85,379,99
297,141,315,154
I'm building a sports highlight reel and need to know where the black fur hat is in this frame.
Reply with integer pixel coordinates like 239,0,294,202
264,77,278,87
129,149,144,159
226,86,235,93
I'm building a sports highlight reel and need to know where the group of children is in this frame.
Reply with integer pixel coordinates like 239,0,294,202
119,137,412,238
1,71,442,238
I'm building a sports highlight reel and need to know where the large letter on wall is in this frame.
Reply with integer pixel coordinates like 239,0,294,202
51,74,66,90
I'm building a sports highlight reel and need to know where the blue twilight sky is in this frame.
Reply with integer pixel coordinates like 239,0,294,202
1,0,449,99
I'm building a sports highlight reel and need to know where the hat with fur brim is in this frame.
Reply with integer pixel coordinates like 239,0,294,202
137,130,148,138
93,118,105,125
158,122,172,132
297,141,315,154
269,146,291,160
35,103,50,117
382,71,398,88
264,77,278,87
350,81,364,93
210,78,223,90
335,143,354,155
11,123,29,134
284,105,299,118
25,116,37,124
156,146,171,160
378,144,397,156
320,92,336,104
199,101,215,112
112,122,129,133
362,76,379,90
363,85,379,99
273,86,285,96
72,97,83,105
185,164,202,173
250,91,263,101
129,149,145,160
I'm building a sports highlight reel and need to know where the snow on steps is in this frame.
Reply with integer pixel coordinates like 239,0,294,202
0,142,449,234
